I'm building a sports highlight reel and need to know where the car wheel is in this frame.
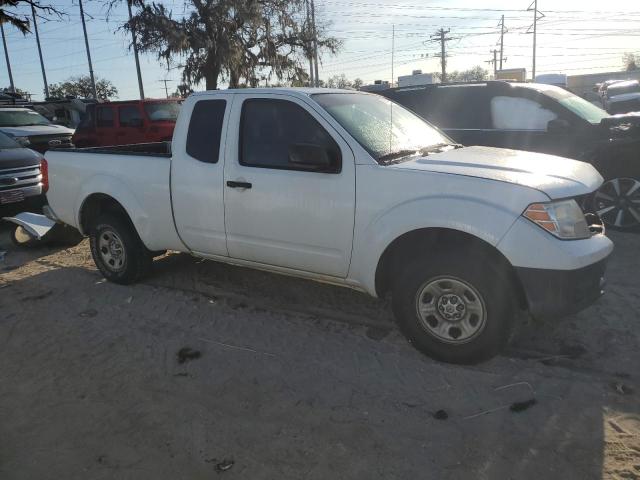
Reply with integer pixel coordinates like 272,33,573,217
391,252,516,364
592,177,640,230
89,213,152,284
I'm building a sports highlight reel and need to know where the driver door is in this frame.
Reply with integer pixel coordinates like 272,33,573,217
223,94,355,277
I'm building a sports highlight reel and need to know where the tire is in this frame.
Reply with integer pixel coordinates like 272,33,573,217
591,177,640,230
89,213,152,284
391,251,516,364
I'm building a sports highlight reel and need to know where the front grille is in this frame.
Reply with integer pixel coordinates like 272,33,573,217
28,134,73,152
0,164,42,192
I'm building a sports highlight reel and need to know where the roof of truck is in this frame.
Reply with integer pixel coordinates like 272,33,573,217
191,87,361,98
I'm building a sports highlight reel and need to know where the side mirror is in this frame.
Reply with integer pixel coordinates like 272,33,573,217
547,118,571,133
288,143,340,172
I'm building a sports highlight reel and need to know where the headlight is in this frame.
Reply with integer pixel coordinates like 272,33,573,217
523,199,591,239
13,136,30,146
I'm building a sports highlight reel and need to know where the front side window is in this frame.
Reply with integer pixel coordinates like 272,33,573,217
240,98,341,172
529,83,609,124
312,93,450,164
96,107,114,128
118,105,143,127
186,99,226,164
0,131,20,148
491,96,557,130
0,109,51,127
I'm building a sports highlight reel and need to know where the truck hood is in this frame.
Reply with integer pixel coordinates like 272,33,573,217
0,124,74,136
389,146,603,199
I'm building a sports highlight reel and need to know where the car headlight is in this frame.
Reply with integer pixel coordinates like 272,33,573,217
523,199,591,239
13,136,30,146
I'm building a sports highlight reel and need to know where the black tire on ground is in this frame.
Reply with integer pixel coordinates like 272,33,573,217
89,213,152,284
391,251,517,364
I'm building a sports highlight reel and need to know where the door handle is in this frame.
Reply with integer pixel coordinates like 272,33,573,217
226,180,252,189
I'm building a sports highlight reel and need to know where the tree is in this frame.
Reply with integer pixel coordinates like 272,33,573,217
0,0,63,34
2,86,29,97
433,66,488,83
48,76,118,100
623,53,639,71
126,0,341,90
325,74,363,90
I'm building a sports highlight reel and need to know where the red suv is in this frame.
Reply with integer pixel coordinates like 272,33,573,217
72,99,181,147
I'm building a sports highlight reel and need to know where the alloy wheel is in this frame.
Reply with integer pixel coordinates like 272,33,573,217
594,177,640,229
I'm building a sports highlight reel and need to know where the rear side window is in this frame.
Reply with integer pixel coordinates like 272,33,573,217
119,105,143,127
426,86,491,129
186,99,226,163
240,98,340,172
96,106,114,128
491,96,557,130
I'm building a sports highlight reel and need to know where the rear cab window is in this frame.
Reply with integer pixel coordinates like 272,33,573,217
118,105,144,127
186,99,226,163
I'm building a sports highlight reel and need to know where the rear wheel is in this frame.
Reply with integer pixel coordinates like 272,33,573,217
592,177,640,230
391,251,516,364
89,214,152,284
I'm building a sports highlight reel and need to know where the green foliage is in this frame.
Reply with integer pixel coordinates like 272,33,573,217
326,74,363,90
433,66,489,83
48,76,118,100
126,0,341,90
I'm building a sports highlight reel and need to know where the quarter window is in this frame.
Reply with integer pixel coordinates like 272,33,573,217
240,98,340,172
186,99,226,164
491,96,557,130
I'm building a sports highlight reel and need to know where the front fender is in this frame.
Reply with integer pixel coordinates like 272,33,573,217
349,194,543,296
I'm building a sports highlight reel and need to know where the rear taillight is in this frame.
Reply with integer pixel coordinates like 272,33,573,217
41,158,49,193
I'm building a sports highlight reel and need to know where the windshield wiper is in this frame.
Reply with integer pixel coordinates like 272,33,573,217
420,142,463,154
377,149,419,165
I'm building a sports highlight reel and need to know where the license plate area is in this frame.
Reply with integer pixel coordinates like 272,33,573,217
0,190,25,205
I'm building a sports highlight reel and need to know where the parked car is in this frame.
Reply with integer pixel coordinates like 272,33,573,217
32,98,96,129
600,80,640,114
381,81,640,229
72,99,181,148
0,107,74,153
0,131,45,215
35,89,611,364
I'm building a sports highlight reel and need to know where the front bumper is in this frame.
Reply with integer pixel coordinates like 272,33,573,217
516,257,609,320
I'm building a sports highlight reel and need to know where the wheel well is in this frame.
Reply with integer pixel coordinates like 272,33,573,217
79,193,134,234
374,228,528,310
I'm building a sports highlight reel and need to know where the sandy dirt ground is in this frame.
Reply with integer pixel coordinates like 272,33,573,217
0,223,638,479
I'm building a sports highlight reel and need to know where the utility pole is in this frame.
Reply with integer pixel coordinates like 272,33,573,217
499,14,505,71
79,0,97,99
31,6,49,99
486,49,498,78
310,0,320,87
527,0,544,81
305,0,314,87
431,28,451,83
391,24,395,86
127,1,144,99
159,79,172,98
0,22,15,93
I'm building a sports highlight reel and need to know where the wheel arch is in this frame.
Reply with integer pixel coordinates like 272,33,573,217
374,227,528,310
78,192,139,238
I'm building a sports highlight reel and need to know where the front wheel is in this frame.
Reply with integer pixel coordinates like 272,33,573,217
391,252,516,364
89,214,152,284
592,177,640,230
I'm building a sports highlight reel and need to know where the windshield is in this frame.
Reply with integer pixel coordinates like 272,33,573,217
0,131,20,148
144,102,181,122
531,83,609,124
0,109,51,127
312,93,451,163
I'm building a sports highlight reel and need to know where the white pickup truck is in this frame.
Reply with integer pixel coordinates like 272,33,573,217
39,88,613,364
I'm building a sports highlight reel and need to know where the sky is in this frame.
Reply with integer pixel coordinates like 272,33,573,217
1,0,639,101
